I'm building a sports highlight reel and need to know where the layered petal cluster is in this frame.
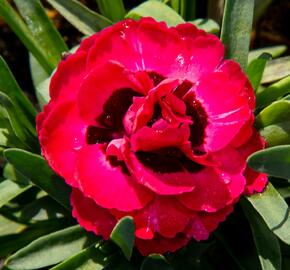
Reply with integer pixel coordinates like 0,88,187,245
37,18,267,255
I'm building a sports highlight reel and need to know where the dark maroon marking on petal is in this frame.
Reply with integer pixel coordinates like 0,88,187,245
107,156,131,176
86,126,113,144
147,103,162,127
185,100,208,147
135,147,203,174
174,80,193,98
97,88,141,130
147,71,166,86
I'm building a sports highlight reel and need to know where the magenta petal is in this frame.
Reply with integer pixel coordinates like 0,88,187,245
131,120,190,152
76,144,153,211
124,146,196,195
78,61,144,124
38,102,87,187
185,205,233,241
178,167,245,212
50,51,88,102
113,197,191,239
71,188,116,239
191,64,252,151
135,233,189,256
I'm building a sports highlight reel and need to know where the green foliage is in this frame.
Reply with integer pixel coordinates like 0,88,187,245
126,1,184,26
110,216,135,260
0,0,289,269
221,0,254,70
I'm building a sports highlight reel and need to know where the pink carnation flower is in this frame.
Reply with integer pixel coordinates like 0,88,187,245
37,18,267,255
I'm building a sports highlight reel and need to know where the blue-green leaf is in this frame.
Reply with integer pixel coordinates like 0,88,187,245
0,179,31,208
256,76,290,109
248,45,287,64
0,0,55,73
221,0,254,70
255,100,290,129
47,0,112,36
126,1,184,26
5,225,98,270
4,149,71,210
110,216,135,260
190,18,220,34
96,0,125,22
141,254,173,270
246,53,271,92
259,122,290,147
245,183,290,245
13,0,68,68
242,198,282,270
247,145,290,179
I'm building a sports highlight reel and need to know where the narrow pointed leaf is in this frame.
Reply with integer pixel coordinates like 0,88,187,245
141,254,174,270
0,218,73,258
47,0,112,36
0,179,30,208
242,198,282,270
245,183,290,245
0,215,26,237
110,216,135,260
13,0,68,68
221,0,254,70
0,0,54,73
50,245,107,270
126,1,184,26
247,145,290,179
261,56,290,84
96,0,125,22
190,18,220,34
0,93,37,149
246,53,271,92
248,45,287,63
255,100,290,129
5,225,98,270
259,121,290,147
4,149,71,209
29,53,50,89
256,76,290,109
0,56,37,122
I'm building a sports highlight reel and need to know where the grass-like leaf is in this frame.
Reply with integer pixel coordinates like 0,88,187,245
13,0,68,69
126,0,184,26
4,148,71,210
5,225,98,270
141,254,174,270
255,100,290,129
256,76,290,109
221,0,254,70
248,45,287,63
0,179,31,208
0,0,55,73
242,198,282,270
246,53,271,92
245,183,290,245
110,216,135,260
96,0,125,22
47,0,112,36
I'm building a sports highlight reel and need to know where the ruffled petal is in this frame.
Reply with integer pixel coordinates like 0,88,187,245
86,18,223,81
190,61,252,151
38,102,87,187
71,188,116,239
135,233,189,256
76,144,153,211
185,205,233,241
237,130,268,194
112,197,191,239
178,167,245,212
123,144,199,195
78,61,145,125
